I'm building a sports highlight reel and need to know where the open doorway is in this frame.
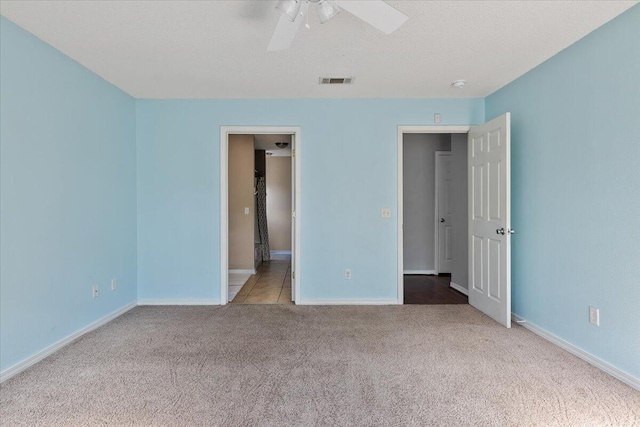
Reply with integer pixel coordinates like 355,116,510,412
398,117,513,326
398,127,470,304
220,127,301,305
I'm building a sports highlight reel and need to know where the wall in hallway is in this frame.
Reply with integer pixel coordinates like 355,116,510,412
450,134,468,290
266,156,292,252
228,134,255,271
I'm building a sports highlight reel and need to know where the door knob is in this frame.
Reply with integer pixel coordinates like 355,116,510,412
496,228,505,235
440,218,445,223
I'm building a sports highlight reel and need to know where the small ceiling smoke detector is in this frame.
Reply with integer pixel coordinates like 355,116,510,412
319,77,354,85
451,79,467,89
275,142,289,149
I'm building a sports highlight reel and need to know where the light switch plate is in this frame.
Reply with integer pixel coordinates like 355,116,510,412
589,306,600,326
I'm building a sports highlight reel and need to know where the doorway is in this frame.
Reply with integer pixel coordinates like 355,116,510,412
398,115,513,327
399,128,469,304
220,126,301,305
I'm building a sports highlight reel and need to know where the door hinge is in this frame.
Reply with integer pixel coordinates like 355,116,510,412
292,149,296,157
292,271,295,280
292,210,296,218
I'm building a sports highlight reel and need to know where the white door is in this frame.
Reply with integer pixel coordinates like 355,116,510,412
290,137,296,302
435,152,453,274
468,113,512,327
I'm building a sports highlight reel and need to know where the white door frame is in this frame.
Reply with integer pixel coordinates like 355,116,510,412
434,150,452,275
220,126,302,305
397,126,470,304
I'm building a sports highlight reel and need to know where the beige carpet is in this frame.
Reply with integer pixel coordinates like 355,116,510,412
1,305,638,426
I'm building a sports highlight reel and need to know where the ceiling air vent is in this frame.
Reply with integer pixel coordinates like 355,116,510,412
319,77,354,85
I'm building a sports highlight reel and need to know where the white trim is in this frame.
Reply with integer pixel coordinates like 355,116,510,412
0,302,137,383
401,126,471,134
512,314,640,391
270,250,292,255
398,125,470,306
300,299,400,305
403,270,437,275
220,126,302,306
137,299,220,306
450,282,469,296
229,269,256,275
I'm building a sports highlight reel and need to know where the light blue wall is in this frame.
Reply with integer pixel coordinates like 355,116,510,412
4,3,637,382
486,5,640,378
136,99,484,302
0,17,137,372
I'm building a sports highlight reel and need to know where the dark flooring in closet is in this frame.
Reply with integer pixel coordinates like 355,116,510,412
403,274,468,304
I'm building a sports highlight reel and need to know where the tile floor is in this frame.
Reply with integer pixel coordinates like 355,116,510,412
228,272,252,301
231,253,293,304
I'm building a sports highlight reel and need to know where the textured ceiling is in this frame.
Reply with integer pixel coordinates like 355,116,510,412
1,1,636,99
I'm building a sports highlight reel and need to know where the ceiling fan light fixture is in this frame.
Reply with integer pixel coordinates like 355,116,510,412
276,0,302,22
317,0,341,24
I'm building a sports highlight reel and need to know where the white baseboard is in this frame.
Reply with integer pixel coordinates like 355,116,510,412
137,299,220,306
450,282,469,296
270,250,291,255
0,301,137,383
404,270,436,275
512,314,639,391
229,269,256,275
300,299,400,305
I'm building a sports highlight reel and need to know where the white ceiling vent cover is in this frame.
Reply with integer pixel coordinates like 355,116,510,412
319,77,354,85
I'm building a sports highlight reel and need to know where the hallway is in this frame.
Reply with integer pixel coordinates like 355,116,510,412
231,254,292,304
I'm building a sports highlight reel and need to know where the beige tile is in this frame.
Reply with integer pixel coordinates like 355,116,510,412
248,290,281,300
277,290,293,304
255,278,281,286
261,274,285,280
251,281,281,291
237,281,257,296
244,293,280,304
231,293,247,303
279,289,291,300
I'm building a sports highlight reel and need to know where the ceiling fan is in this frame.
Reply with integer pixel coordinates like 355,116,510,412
268,0,408,51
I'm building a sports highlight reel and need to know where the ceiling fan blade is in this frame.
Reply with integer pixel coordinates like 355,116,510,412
334,0,408,34
267,5,305,51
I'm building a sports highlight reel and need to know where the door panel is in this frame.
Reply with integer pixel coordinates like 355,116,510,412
468,113,511,327
436,152,453,274
472,165,484,220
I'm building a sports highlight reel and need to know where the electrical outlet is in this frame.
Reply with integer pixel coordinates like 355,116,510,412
92,285,99,298
381,208,392,218
111,279,117,291
434,113,442,124
589,306,600,326
345,269,352,280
